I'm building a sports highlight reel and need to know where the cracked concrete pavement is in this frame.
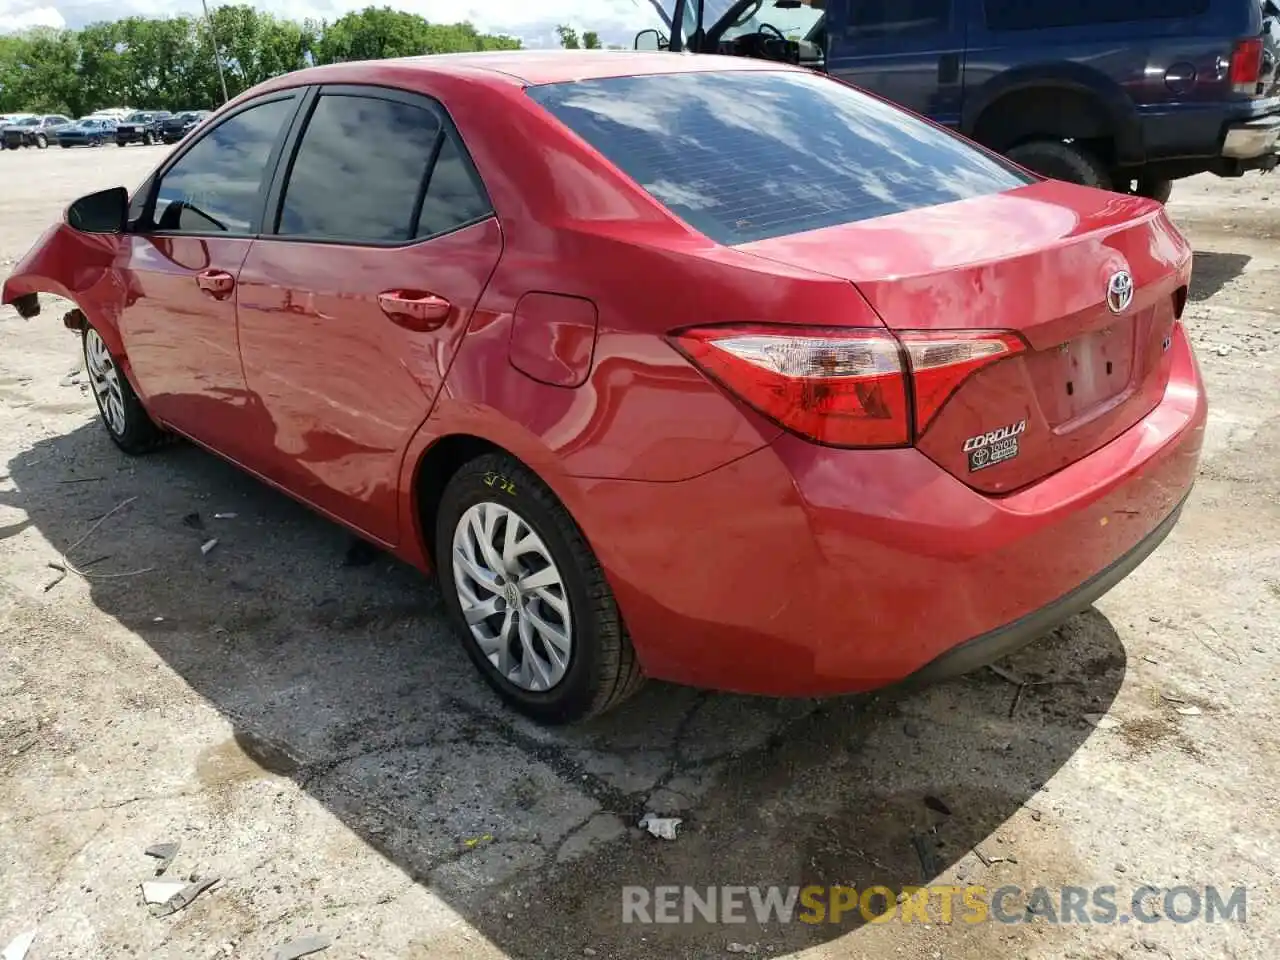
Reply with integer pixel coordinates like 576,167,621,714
1,147,1277,959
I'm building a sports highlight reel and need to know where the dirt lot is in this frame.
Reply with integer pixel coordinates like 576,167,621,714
0,145,1277,960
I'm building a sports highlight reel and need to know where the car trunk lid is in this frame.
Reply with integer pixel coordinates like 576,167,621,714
737,180,1193,493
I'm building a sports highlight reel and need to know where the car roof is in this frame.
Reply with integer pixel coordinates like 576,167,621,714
271,50,799,89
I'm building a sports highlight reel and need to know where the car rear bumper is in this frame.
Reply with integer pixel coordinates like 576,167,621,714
580,322,1207,697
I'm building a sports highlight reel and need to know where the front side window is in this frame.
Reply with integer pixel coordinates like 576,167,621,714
152,97,295,235
277,94,441,243
528,70,1031,246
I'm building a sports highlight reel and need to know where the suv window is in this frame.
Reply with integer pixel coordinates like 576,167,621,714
152,97,295,235
528,70,1031,246
848,0,950,38
277,94,441,242
984,0,1210,31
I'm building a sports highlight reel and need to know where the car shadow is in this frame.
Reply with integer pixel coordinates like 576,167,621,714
1190,250,1251,302
4,423,1126,957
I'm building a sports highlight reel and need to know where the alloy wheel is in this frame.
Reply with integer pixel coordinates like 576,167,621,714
451,501,573,693
84,328,127,436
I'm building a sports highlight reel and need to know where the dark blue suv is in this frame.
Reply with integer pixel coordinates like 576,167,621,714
639,0,1280,201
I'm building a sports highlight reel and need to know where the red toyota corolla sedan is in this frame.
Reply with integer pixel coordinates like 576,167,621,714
2,52,1207,724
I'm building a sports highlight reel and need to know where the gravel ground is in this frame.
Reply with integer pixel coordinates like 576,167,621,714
1,146,1277,960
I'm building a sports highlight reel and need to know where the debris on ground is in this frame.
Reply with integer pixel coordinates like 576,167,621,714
272,934,332,960
924,795,952,817
1084,713,1121,730
1176,706,1203,716
911,832,939,880
638,813,683,840
57,476,103,485
201,538,219,556
146,876,218,917
463,834,494,849
214,512,238,520
726,944,758,954
1160,692,1186,704
140,879,189,905
1,929,35,960
144,841,180,875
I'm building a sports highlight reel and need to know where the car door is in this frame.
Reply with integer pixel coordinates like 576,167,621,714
235,85,503,545
826,0,968,125
117,91,302,460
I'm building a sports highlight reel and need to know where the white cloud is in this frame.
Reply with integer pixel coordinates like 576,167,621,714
0,3,67,31
0,0,662,44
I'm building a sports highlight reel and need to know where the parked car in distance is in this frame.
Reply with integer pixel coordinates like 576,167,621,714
2,52,1208,724
56,117,119,148
160,110,211,144
116,111,172,146
643,0,1280,202
2,114,72,150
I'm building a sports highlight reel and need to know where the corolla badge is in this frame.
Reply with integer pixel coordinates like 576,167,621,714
1107,270,1135,314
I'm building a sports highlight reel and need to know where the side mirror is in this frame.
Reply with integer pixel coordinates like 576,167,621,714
66,186,128,234
634,28,666,51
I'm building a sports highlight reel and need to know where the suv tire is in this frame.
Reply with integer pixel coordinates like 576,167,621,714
1006,140,1112,191
1135,176,1173,204
34,133,47,149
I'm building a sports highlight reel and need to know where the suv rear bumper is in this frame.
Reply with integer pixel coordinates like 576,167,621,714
1222,114,1280,159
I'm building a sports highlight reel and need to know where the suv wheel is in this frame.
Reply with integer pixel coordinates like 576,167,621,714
435,453,644,723
142,131,155,146
34,133,48,149
1006,140,1112,191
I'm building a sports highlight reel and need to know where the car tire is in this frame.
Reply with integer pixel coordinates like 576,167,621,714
116,140,127,147
34,133,47,149
142,131,154,145
435,452,644,724
1006,140,1113,191
60,142,70,149
82,325,169,455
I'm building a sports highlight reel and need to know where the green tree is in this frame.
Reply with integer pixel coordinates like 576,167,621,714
556,25,581,49
582,31,602,49
0,6,520,117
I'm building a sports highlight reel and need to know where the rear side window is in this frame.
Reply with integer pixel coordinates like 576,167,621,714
848,0,950,38
528,71,1032,246
278,94,441,242
984,0,1209,31
277,92,492,244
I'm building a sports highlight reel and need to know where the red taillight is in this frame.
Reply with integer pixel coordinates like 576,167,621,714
1230,37,1264,93
899,330,1027,434
672,324,1025,447
671,324,910,447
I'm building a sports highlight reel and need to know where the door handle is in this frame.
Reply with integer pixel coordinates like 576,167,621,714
377,290,452,331
196,269,235,299
938,52,961,85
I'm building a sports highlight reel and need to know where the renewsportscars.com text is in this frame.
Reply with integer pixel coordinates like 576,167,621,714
622,884,1247,926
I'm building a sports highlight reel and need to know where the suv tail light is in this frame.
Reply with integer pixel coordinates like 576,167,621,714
1230,37,1264,94
670,325,1024,448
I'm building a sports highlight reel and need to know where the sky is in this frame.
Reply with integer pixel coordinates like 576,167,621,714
0,0,667,46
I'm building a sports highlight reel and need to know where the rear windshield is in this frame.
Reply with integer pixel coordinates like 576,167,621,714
527,70,1033,245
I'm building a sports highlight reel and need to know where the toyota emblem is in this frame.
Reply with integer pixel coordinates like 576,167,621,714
1107,270,1134,314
